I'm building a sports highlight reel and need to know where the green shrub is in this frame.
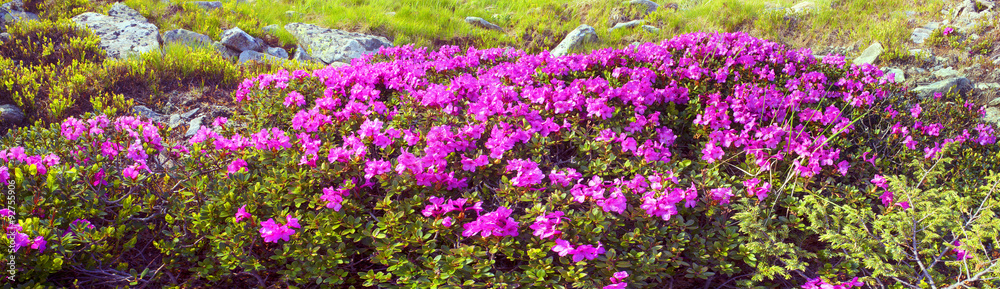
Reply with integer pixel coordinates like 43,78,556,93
2,32,998,288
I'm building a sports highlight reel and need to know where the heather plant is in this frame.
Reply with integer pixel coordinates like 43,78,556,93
2,31,999,288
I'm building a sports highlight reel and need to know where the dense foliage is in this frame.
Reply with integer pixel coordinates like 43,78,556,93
1,32,998,288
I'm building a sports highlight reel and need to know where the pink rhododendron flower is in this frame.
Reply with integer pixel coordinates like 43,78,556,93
953,239,972,260
227,158,248,175
259,218,296,243
552,239,574,256
286,215,300,229
943,27,954,36
505,159,545,187
570,243,606,262
744,178,771,201
0,208,11,217
442,216,453,227
710,187,734,205
801,277,864,289
30,236,46,252
61,117,87,141
462,206,519,238
880,191,894,207
0,166,8,185
364,159,391,179
235,205,252,222
910,103,922,118
529,211,564,240
701,141,724,163
284,91,306,107
211,117,228,127
321,186,350,211
91,168,108,186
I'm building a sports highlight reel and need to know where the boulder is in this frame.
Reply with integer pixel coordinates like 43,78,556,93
953,0,991,33
851,41,883,66
786,1,816,14
910,22,940,44
465,16,503,31
189,1,222,10
932,67,960,79
0,0,24,12
220,27,264,52
266,46,288,59
107,2,146,22
609,20,643,31
629,0,659,14
181,108,200,119
984,107,1000,125
72,3,161,59
550,24,598,57
2,10,38,26
213,41,240,60
284,22,392,64
238,50,285,64
883,68,905,83
911,77,974,98
168,114,182,130
132,105,164,121
163,29,212,46
263,24,279,34
642,25,660,33
185,116,204,138
0,104,24,125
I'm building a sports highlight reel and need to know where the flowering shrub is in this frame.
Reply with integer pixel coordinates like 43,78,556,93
1,31,999,287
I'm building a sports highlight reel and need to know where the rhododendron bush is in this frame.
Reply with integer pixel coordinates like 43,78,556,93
2,32,999,287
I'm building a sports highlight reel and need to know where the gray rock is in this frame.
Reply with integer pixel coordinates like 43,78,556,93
292,44,315,62
181,108,200,119
628,0,659,14
132,105,163,121
263,24,279,34
911,77,974,98
884,68,905,83
107,2,147,23
238,49,285,64
0,104,24,125
163,29,212,46
953,0,990,33
189,1,222,10
213,41,240,60
641,25,660,33
284,22,393,64
977,82,1000,91
932,67,960,79
185,116,204,138
220,27,264,52
465,16,503,31
0,32,9,42
851,41,883,66
550,24,598,57
328,61,349,68
3,10,38,25
984,107,1000,125
0,0,25,12
786,1,816,14
168,114,182,130
910,22,941,44
72,3,161,59
266,46,288,58
609,20,643,31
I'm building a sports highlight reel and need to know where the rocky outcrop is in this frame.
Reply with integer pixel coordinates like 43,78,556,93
551,24,598,57
163,29,212,46
851,41,883,66
284,22,392,64
72,3,161,59
465,17,502,31
1,0,39,32
0,104,24,125
609,20,643,31
239,50,285,64
189,1,222,10
220,27,264,52
911,77,974,99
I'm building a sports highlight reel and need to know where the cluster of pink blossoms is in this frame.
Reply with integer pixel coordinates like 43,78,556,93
422,196,482,227
462,206,519,238
801,277,863,289
551,239,606,263
2,209,45,253
603,271,629,289
235,206,300,243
